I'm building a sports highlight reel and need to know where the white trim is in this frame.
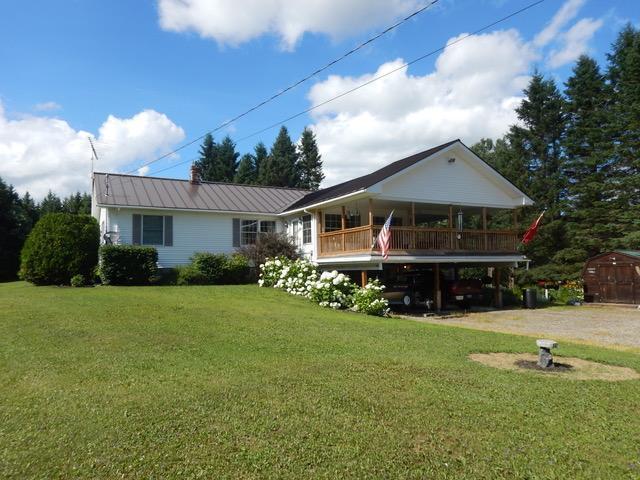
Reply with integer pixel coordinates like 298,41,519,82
282,190,367,214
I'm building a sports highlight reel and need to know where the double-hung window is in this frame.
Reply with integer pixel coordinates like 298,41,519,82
142,215,164,245
302,215,312,244
240,219,277,245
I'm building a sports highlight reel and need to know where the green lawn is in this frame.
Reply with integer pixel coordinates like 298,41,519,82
1,282,639,479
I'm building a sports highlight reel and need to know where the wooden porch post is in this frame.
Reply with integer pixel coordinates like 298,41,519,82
361,271,368,287
493,267,503,308
482,207,488,251
368,198,373,226
341,206,346,252
448,205,454,250
433,264,441,311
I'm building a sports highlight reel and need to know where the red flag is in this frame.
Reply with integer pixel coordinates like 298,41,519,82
521,210,545,244
376,211,394,260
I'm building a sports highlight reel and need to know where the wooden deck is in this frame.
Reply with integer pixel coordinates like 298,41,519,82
318,225,520,257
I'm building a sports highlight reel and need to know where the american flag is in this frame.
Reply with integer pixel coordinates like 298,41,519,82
376,210,394,260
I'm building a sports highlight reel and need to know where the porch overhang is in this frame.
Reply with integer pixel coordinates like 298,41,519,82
316,254,530,270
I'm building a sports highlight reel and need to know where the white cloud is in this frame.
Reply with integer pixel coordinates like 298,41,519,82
547,17,603,68
0,105,185,199
533,0,585,47
33,101,62,112
157,0,421,49
308,29,537,186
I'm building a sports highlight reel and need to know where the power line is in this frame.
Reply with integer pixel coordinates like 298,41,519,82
145,0,546,177
125,0,440,174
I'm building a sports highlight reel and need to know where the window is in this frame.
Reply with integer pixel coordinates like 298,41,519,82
142,215,164,245
324,214,342,232
302,215,311,244
240,219,277,245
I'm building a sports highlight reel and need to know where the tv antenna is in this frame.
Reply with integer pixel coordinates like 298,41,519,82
88,137,99,174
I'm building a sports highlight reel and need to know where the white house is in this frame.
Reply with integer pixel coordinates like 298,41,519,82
92,139,533,307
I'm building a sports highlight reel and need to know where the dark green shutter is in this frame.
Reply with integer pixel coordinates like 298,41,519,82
164,216,173,246
132,214,142,245
232,219,240,247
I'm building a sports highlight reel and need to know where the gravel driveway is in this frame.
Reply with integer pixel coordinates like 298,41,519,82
404,305,640,351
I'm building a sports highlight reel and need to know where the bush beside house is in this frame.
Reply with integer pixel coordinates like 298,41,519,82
99,245,158,285
177,253,250,285
20,213,99,285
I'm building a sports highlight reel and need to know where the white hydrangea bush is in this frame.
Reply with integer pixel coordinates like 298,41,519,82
352,279,390,316
258,256,389,316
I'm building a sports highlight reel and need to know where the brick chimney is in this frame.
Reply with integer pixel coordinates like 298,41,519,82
189,163,201,185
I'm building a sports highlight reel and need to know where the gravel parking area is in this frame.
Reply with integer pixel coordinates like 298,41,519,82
403,305,640,351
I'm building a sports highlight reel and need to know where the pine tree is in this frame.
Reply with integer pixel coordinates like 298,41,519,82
0,178,27,280
607,25,640,248
556,55,614,271
194,134,218,182
39,191,63,215
261,127,300,187
506,73,568,279
297,127,324,190
214,136,239,182
19,192,39,230
234,154,257,184
254,142,268,184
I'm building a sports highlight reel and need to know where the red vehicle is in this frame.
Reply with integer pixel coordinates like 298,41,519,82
447,279,484,307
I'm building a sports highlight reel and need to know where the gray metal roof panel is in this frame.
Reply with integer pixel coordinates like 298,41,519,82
93,173,310,214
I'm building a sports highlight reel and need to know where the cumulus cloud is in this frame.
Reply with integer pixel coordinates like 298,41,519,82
308,29,536,186
547,17,603,68
0,105,185,199
157,0,421,49
33,101,62,112
533,0,585,47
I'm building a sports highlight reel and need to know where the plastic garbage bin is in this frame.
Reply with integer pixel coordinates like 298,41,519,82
523,288,537,309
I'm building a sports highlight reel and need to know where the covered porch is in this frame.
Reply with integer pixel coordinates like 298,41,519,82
316,198,520,258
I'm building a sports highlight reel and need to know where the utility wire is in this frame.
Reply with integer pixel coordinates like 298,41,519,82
125,0,440,174
146,0,546,178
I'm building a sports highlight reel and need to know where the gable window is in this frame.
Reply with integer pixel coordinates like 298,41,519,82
142,215,164,245
302,215,311,244
240,219,277,245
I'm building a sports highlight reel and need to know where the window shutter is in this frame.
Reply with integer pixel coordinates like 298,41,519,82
164,216,173,246
232,218,240,247
132,214,142,245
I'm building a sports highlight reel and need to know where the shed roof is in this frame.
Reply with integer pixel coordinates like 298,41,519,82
93,172,309,214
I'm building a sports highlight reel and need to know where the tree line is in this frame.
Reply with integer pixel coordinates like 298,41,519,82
0,183,91,280
194,125,324,190
471,24,640,282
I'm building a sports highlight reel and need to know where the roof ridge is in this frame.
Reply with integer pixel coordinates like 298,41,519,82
93,172,311,192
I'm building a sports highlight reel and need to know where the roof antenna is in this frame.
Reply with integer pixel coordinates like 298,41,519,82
105,173,110,197
88,137,99,174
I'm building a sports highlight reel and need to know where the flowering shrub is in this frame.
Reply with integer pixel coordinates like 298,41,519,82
352,280,389,316
258,256,388,316
307,270,357,309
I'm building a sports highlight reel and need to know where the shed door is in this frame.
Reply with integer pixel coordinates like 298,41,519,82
597,263,635,303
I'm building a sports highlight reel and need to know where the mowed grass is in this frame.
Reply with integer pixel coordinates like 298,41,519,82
1,282,639,479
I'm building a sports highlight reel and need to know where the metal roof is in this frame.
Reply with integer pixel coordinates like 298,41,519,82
93,172,310,214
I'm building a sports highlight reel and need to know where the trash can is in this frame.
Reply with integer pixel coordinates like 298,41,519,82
523,288,537,309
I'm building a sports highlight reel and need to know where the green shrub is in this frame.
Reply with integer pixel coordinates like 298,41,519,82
352,280,389,316
70,274,87,287
20,213,99,285
176,265,208,286
177,253,251,285
224,254,250,284
237,232,298,268
191,252,228,283
99,245,158,285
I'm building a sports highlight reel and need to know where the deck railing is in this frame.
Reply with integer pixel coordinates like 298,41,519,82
318,225,519,257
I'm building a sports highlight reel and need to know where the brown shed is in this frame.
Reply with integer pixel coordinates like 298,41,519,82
583,251,640,304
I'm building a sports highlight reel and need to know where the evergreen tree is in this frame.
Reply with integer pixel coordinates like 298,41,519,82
0,178,27,280
194,134,218,182
39,191,63,215
557,55,614,271
215,136,239,182
234,154,257,184
260,127,299,187
254,142,268,184
62,192,91,214
607,25,640,248
506,73,568,279
297,127,324,190
19,192,39,231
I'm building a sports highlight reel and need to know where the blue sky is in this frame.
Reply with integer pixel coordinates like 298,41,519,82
0,0,637,198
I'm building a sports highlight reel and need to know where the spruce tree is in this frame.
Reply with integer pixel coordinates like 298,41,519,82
234,154,257,184
194,134,218,182
39,191,63,215
261,127,299,187
506,73,568,279
0,178,27,280
254,142,268,184
557,55,614,271
215,136,240,183
297,127,324,190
